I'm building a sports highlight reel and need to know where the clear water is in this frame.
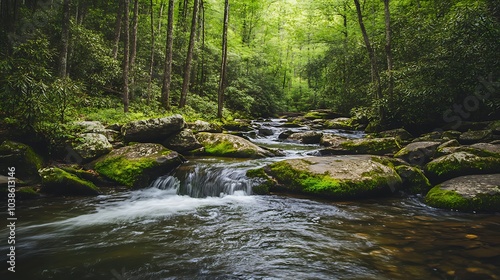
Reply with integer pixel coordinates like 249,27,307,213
1,121,499,279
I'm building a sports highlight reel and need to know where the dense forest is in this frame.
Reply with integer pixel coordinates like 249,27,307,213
0,0,499,141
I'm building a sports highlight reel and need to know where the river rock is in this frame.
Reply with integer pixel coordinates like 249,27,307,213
303,109,343,120
71,133,113,163
324,118,355,130
0,140,43,183
194,132,274,158
39,167,100,196
320,134,349,147
163,129,203,153
278,130,294,140
425,152,500,182
394,165,431,194
74,121,121,143
425,174,500,212
188,120,222,133
287,131,323,144
258,128,274,136
394,141,441,165
322,137,400,156
222,119,252,131
94,143,184,188
121,115,185,143
459,130,493,144
375,128,413,141
435,140,461,157
251,155,402,199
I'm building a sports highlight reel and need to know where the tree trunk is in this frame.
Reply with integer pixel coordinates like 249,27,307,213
130,0,139,70
122,0,130,113
353,0,382,101
179,0,200,108
384,0,394,101
112,0,123,60
217,0,229,119
147,0,155,104
58,0,71,78
161,0,175,110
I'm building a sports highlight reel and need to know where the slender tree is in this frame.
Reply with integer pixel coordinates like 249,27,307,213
58,0,71,78
353,0,382,102
218,0,229,118
179,0,200,108
122,0,130,113
384,0,394,100
147,0,156,103
161,0,175,110
130,0,139,70
112,0,123,60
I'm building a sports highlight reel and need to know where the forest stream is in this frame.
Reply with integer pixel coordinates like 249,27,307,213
1,120,499,280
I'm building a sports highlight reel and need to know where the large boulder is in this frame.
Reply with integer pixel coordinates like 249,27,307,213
425,174,500,212
0,141,43,183
71,133,113,163
222,119,252,131
163,129,203,153
39,167,100,196
394,165,431,194
459,130,493,144
375,128,413,141
188,120,222,133
322,137,400,156
73,121,121,143
94,143,184,188
394,141,441,165
425,152,500,182
195,132,274,158
320,134,349,147
121,115,185,143
324,118,356,130
287,131,323,144
251,155,402,199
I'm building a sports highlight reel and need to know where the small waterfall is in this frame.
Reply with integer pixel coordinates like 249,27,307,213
149,162,255,198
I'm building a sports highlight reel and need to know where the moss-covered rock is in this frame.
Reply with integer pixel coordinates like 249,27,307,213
395,165,431,194
374,128,413,141
425,174,500,212
459,130,493,145
17,187,41,199
188,120,223,133
94,143,184,188
39,167,100,196
71,133,113,163
394,141,441,165
194,132,274,158
319,134,349,147
425,152,500,182
287,131,323,144
246,168,275,195
163,129,203,153
324,118,357,130
435,140,461,157
0,141,43,183
257,155,402,199
222,119,252,131
122,114,186,143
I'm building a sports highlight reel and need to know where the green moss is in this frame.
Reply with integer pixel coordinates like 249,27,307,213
267,160,397,198
94,156,156,188
340,138,400,155
246,168,273,195
395,165,431,194
425,186,500,212
425,153,500,180
40,168,100,195
204,141,236,155
304,112,327,120
17,187,40,199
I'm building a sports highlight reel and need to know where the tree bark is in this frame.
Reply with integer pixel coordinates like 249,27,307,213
58,0,71,78
384,0,394,100
147,0,155,104
122,0,130,113
217,0,229,118
112,0,123,60
161,0,175,110
130,0,139,70
179,0,200,108
353,0,382,101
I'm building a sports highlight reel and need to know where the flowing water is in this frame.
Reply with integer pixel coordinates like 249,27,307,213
1,120,499,280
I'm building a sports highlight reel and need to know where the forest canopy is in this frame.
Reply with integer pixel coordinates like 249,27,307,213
0,0,499,137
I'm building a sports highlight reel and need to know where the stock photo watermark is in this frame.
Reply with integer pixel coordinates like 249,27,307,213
6,167,17,273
